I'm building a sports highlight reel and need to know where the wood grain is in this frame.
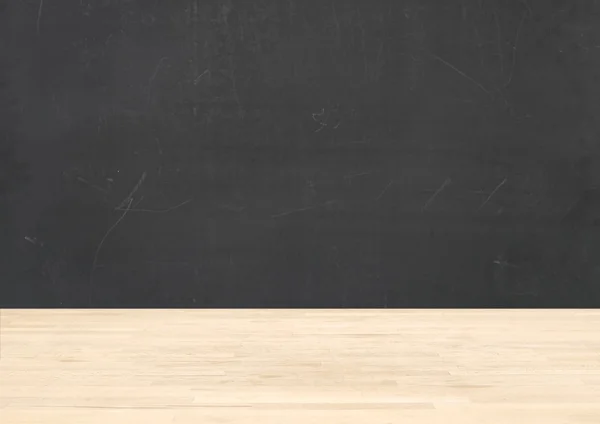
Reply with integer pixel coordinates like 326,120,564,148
1,310,600,423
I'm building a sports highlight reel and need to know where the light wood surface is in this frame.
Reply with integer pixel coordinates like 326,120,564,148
1,310,600,423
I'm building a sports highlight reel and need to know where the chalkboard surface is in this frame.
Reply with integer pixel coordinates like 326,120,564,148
2,0,600,307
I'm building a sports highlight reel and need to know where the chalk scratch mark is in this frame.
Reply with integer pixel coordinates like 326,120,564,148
422,178,451,212
376,180,394,201
478,178,507,212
